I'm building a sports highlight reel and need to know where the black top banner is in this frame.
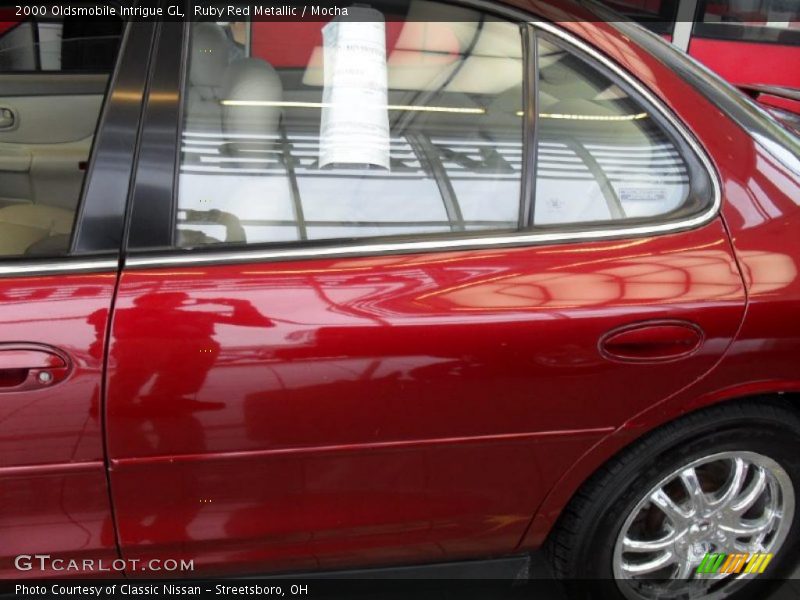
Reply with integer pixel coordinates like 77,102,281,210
1,0,690,23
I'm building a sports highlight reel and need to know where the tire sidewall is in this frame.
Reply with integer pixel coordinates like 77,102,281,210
571,413,800,599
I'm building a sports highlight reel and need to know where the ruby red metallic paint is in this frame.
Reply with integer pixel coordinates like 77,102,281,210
0,272,118,577
104,219,746,575
101,187,749,575
1,3,800,581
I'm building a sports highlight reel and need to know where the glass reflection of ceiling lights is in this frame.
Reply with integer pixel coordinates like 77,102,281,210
221,99,648,122
221,100,486,114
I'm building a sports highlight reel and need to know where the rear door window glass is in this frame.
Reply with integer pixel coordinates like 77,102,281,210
176,2,524,247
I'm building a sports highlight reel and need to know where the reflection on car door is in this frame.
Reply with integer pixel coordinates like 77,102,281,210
0,269,119,576
106,225,747,576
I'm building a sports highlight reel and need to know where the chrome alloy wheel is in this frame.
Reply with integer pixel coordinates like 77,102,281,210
612,451,795,600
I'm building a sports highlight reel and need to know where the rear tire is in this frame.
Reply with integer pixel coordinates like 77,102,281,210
547,400,800,600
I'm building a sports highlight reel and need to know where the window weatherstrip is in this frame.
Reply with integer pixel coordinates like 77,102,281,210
170,18,192,248
124,199,714,269
0,258,118,277
521,23,537,228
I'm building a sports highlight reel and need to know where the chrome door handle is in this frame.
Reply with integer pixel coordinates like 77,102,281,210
0,107,16,130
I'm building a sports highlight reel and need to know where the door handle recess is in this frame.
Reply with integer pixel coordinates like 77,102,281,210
0,107,16,130
0,344,70,391
599,321,704,363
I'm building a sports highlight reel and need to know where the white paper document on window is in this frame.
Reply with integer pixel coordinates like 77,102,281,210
319,7,391,169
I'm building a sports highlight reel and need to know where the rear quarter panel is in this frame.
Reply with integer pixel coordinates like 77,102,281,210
519,16,800,550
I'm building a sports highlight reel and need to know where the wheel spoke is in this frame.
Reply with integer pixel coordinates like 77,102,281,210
650,488,691,524
623,531,677,553
741,539,766,554
680,467,707,514
711,458,747,510
732,466,767,514
622,551,677,576
720,510,776,537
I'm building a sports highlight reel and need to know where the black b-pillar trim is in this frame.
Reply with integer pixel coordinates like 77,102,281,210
71,20,158,255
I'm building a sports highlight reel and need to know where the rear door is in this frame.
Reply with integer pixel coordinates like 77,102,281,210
0,16,150,577
106,4,746,577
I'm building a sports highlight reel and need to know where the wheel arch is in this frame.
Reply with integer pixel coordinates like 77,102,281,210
517,388,800,552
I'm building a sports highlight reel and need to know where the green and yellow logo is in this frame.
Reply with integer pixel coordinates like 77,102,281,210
696,552,773,575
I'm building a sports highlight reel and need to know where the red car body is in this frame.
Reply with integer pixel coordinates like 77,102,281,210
1,1,800,581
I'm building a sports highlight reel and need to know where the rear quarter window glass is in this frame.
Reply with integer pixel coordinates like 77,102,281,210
532,32,714,228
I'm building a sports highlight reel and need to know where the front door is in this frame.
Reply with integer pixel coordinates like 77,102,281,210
0,14,148,577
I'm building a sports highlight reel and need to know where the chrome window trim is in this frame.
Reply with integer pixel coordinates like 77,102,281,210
0,258,118,277
125,17,721,270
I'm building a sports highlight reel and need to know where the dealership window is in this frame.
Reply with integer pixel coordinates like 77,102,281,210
0,12,123,257
693,0,800,44
176,2,524,247
531,34,710,226
596,0,680,35
0,15,122,72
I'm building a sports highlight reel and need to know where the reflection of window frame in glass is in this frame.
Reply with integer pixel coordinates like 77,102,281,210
0,18,39,71
176,119,526,243
0,16,124,73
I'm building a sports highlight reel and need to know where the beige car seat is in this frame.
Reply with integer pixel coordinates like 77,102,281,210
0,203,74,256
